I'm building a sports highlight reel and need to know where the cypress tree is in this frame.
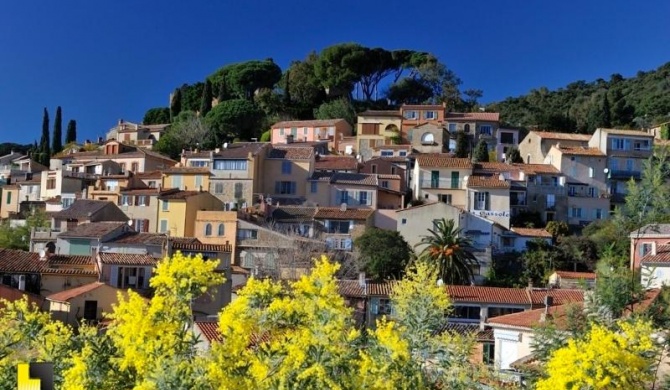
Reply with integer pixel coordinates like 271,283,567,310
170,89,182,121
454,131,469,158
283,70,291,106
217,75,229,102
200,79,213,117
52,106,63,154
602,94,612,128
65,120,77,144
39,108,50,165
473,140,489,162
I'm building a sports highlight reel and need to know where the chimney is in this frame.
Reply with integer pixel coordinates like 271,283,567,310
358,272,366,288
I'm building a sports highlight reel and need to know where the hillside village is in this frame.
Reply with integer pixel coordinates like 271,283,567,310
2,98,670,386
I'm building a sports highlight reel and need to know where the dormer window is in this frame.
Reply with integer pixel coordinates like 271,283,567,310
421,133,435,145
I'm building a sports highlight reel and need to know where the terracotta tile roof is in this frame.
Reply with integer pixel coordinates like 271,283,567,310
98,253,158,266
439,322,494,341
641,245,670,263
314,207,375,221
182,143,268,159
510,227,552,238
358,110,403,118
109,232,167,245
44,196,62,205
556,146,605,157
377,174,401,180
314,156,359,171
271,119,346,128
271,206,317,222
445,112,500,122
474,162,520,174
195,321,222,343
372,144,412,150
135,170,163,179
512,163,560,175
53,200,117,219
531,131,592,141
172,243,233,253
309,172,379,186
0,249,97,275
415,154,473,169
158,190,203,200
338,280,396,297
554,271,597,280
163,167,212,174
46,282,108,302
447,285,531,305
600,128,654,137
528,289,584,307
488,304,574,330
466,175,510,189
58,222,128,239
0,285,45,308
267,147,314,160
119,188,164,196
624,288,662,316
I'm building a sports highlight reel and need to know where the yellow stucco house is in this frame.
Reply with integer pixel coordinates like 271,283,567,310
157,190,224,237
356,110,403,160
162,166,212,192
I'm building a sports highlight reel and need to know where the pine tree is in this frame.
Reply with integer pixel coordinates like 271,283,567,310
39,108,50,165
283,70,292,106
200,79,213,117
65,120,77,144
52,106,63,154
473,140,489,162
170,89,182,121
454,131,469,158
217,75,229,102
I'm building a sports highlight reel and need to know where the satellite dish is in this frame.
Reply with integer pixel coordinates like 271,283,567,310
127,220,133,226
340,203,347,211
38,249,46,259
223,143,229,149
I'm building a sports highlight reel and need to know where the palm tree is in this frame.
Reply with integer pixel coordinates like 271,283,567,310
415,218,479,285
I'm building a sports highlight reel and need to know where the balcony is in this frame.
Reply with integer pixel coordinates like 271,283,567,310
420,178,464,189
510,198,527,206
609,170,641,180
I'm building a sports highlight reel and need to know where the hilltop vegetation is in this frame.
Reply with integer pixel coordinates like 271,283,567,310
489,62,670,133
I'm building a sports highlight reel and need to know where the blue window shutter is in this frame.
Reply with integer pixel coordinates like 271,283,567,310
291,182,296,194
110,267,119,287
344,239,352,250
275,181,280,194
325,237,334,249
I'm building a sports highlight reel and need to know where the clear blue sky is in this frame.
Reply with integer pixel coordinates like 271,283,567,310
1,0,668,144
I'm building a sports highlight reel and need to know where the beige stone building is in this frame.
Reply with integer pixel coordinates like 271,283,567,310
355,110,403,160
47,282,129,326
0,184,19,219
465,176,511,229
518,131,591,165
409,123,448,154
263,146,315,202
412,154,473,207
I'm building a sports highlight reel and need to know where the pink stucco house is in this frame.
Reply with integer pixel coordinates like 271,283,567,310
270,119,352,152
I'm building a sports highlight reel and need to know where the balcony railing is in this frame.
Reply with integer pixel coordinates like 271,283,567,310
420,178,464,189
510,198,527,206
609,170,641,180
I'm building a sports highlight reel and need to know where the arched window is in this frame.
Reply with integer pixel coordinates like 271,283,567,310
464,124,470,133
218,223,224,236
205,223,212,236
421,132,435,145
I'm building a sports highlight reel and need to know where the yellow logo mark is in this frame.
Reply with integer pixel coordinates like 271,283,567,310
17,363,41,390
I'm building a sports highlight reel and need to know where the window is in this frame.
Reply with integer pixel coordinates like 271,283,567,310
634,139,650,151
438,194,452,204
547,194,555,208
420,132,435,145
326,237,353,251
594,208,603,219
275,181,296,195
483,343,495,365
381,180,389,189
626,159,634,171
448,123,457,132
453,306,481,320
500,132,515,144
464,124,470,133
398,151,407,157
195,175,203,189
475,192,489,210
213,160,247,170
451,171,459,189
106,180,119,191
237,229,258,240
391,166,397,175
62,197,74,209
310,181,318,193
568,186,576,196
214,183,224,194
131,162,138,172
234,183,243,199
403,110,417,119
359,191,368,205
120,195,132,206
303,127,308,135
339,190,348,204
279,128,285,136
588,187,596,197
218,223,224,236
424,111,436,119
133,219,148,232
281,160,292,174
640,243,653,257
571,207,583,218
136,195,148,206
589,167,594,178
159,220,168,233
205,223,212,236
291,127,298,137
162,200,169,211
371,164,377,174
172,175,183,190
479,125,492,135
401,218,407,225
190,160,208,167
119,163,126,173
242,252,255,268
5,192,10,205
148,181,156,188
611,138,625,150
610,159,619,170
380,150,393,157
326,220,351,234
